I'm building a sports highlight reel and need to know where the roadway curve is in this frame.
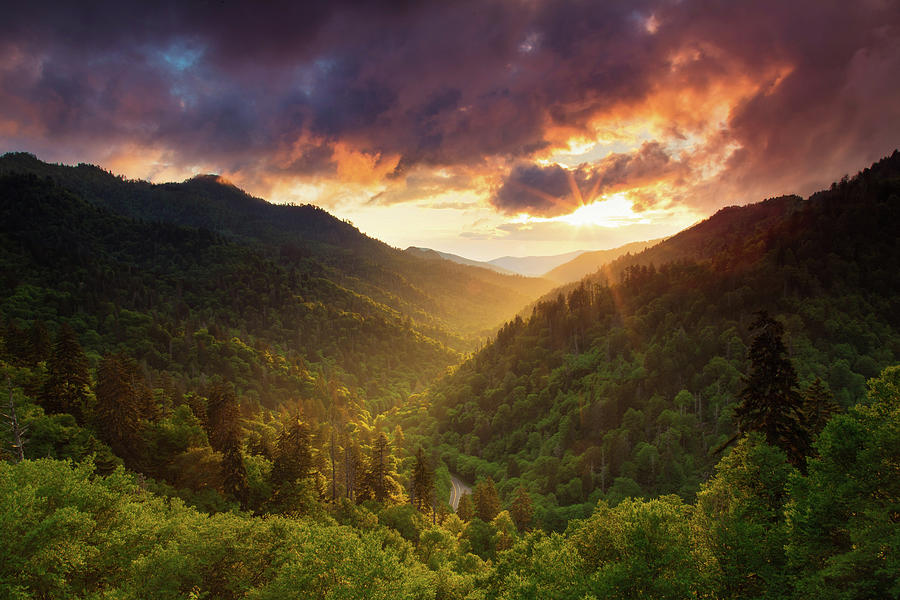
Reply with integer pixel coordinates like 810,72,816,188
449,473,472,511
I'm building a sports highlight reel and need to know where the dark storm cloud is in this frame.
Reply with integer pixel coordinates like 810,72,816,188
492,142,689,216
1,0,898,208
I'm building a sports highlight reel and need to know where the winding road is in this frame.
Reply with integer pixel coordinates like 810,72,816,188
449,473,472,511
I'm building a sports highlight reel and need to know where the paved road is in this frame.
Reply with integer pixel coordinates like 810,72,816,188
449,473,472,511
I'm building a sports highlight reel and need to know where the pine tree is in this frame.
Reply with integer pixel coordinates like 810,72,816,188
509,485,533,532
734,312,808,466
221,429,249,510
39,323,91,422
94,354,142,464
207,382,240,452
410,447,434,513
473,477,501,522
25,320,51,366
270,414,313,488
456,493,474,521
801,378,840,439
359,432,395,503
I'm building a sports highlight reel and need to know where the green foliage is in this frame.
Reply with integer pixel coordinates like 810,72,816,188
787,366,900,599
420,152,900,515
735,312,808,466
693,434,795,599
473,477,501,522
0,458,438,599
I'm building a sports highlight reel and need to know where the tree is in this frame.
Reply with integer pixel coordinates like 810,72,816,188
509,485,534,531
2,375,27,462
358,432,397,504
473,477,501,522
456,493,474,522
693,434,795,599
39,324,91,422
94,354,143,464
206,382,240,452
801,378,840,439
221,429,249,510
787,366,900,599
734,312,808,466
270,414,313,488
410,447,434,514
25,320,51,366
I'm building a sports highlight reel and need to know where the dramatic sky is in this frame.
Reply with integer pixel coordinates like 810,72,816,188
3,0,899,260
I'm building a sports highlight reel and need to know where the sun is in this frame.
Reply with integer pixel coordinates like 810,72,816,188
554,193,651,228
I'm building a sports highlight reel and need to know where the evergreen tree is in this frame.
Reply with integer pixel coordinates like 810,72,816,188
509,485,534,532
206,382,240,452
456,493,474,521
473,477,501,522
734,312,808,466
410,446,434,513
2,319,25,365
222,429,249,510
39,323,91,422
358,432,395,503
94,354,142,464
25,320,51,366
270,414,313,489
801,378,840,439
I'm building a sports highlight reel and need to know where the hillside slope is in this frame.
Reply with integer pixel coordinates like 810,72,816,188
0,153,554,343
419,151,900,526
543,238,665,283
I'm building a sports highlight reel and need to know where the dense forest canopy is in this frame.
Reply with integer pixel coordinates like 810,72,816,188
1,151,899,599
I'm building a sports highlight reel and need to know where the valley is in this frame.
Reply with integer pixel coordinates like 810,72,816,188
2,151,899,598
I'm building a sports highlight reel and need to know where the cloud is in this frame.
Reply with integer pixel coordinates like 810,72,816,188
491,142,690,216
0,0,897,218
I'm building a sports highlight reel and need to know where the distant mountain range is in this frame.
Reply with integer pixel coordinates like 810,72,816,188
485,250,586,277
406,240,668,284
404,247,517,276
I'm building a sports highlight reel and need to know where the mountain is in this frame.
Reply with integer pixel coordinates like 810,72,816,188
0,153,553,343
419,151,900,527
487,250,586,276
404,246,517,275
542,238,666,283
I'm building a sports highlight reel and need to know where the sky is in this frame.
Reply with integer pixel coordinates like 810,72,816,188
2,0,899,261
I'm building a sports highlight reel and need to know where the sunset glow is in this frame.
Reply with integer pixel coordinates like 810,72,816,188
1,0,898,259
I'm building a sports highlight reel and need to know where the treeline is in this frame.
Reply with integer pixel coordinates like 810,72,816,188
418,152,900,526
3,366,897,599
0,152,554,344
0,172,458,414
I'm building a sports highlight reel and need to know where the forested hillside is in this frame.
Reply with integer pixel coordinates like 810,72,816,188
1,152,899,599
0,153,554,344
419,151,900,527
542,238,664,283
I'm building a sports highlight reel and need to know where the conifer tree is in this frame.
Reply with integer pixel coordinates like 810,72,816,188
95,354,142,464
25,320,51,366
456,493,474,521
801,378,840,438
473,477,501,522
39,323,91,422
509,485,534,531
734,312,808,466
410,446,434,513
270,414,313,488
359,432,395,503
2,319,25,366
207,382,240,451
222,429,249,510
